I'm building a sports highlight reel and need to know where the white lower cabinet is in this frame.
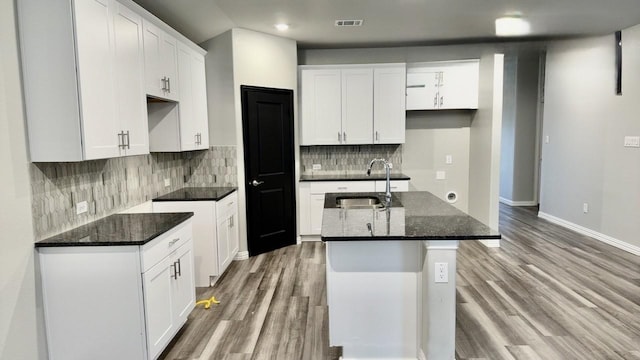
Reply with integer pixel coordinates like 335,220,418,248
299,180,409,236
37,219,194,360
152,192,239,287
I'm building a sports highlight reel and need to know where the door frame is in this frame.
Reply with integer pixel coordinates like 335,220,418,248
240,85,297,256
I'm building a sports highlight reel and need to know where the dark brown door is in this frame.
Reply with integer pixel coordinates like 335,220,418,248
241,86,296,256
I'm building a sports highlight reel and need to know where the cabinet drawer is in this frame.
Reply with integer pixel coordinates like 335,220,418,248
374,180,409,192
141,219,192,272
309,181,375,194
216,191,237,219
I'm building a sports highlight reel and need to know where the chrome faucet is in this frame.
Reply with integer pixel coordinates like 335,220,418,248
366,158,392,206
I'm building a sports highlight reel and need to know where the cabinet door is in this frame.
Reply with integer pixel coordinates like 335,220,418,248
228,212,239,257
438,61,479,109
112,2,148,156
300,69,342,145
161,33,180,101
177,43,196,151
216,215,231,273
74,0,119,160
309,193,326,235
142,256,174,360
374,180,409,192
341,68,373,144
171,241,195,325
406,71,440,111
374,66,406,144
192,52,210,149
142,20,164,98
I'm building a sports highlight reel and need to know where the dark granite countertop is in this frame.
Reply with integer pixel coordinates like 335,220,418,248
35,212,194,247
300,173,410,182
153,187,237,202
321,191,500,241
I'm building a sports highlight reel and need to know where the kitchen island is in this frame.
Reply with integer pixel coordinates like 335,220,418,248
322,191,500,360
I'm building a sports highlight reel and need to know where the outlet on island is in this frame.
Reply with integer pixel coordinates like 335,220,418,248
435,262,449,283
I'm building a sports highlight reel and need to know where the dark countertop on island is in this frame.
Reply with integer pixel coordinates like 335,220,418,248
35,212,194,247
153,187,237,202
321,191,500,241
300,173,410,182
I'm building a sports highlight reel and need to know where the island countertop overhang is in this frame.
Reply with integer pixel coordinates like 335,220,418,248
320,191,501,241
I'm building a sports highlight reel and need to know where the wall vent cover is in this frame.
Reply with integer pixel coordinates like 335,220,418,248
335,19,363,27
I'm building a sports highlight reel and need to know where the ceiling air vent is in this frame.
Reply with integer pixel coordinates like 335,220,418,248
335,19,363,27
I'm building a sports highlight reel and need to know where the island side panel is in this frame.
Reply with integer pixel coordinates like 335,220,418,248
420,240,459,360
326,240,422,359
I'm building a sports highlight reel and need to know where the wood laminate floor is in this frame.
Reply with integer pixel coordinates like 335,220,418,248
161,204,640,359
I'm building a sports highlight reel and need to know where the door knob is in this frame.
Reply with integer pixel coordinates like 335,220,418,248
250,180,264,187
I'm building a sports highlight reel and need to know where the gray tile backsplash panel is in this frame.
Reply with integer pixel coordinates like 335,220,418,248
300,145,403,175
31,146,237,240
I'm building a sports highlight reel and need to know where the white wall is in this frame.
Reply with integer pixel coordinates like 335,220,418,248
500,52,540,205
203,28,298,253
0,1,46,358
468,53,504,240
540,26,640,253
202,31,236,146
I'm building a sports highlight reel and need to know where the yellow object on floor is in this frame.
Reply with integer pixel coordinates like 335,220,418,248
195,296,220,309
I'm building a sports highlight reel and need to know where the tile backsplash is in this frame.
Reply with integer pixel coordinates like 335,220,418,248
30,146,237,240
300,145,403,175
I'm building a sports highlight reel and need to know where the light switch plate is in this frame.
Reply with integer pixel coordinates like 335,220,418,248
312,164,322,170
164,178,171,187
624,136,640,148
436,171,446,180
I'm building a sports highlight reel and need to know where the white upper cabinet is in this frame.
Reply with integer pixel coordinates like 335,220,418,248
143,20,179,101
341,68,374,144
300,63,406,146
148,44,209,152
374,65,406,144
112,2,148,156
18,0,148,162
406,60,479,110
300,69,343,145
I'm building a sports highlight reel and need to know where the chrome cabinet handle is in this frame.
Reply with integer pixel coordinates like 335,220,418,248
161,77,167,91
250,180,264,186
170,264,177,279
167,77,171,93
125,130,130,149
375,131,379,142
343,132,347,142
440,96,444,106
406,84,426,88
230,215,233,228
117,132,124,149
338,132,342,143
337,186,348,190
176,259,181,277
168,238,179,247
434,95,438,107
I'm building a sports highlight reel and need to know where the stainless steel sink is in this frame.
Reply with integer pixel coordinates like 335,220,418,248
336,196,384,209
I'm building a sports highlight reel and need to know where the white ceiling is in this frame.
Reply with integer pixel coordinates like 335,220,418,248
132,0,640,48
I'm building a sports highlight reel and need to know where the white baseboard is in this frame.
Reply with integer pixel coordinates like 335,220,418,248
299,235,322,242
538,211,640,256
418,349,427,360
499,197,537,207
234,251,249,260
480,239,501,248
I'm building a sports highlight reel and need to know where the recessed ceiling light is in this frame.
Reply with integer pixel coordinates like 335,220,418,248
275,23,289,31
495,16,530,36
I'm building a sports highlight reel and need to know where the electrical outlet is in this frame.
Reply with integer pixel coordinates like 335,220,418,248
435,262,448,283
445,155,453,164
583,203,589,213
76,201,88,215
312,164,322,170
436,171,446,180
624,136,640,148
164,178,171,187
